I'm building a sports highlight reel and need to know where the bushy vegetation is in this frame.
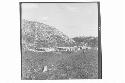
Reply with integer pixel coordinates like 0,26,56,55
21,19,98,80
22,19,74,48
22,48,98,80
72,36,98,47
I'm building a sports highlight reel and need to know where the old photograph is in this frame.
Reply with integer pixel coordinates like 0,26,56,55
20,2,101,80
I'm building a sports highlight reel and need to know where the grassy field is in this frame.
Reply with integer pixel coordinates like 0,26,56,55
22,48,98,80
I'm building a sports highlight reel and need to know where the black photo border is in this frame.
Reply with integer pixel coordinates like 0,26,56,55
19,2,102,79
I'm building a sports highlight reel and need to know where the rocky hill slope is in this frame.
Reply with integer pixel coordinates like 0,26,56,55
21,19,75,49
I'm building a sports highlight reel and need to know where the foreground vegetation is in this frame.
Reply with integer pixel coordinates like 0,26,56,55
21,20,98,80
22,48,98,80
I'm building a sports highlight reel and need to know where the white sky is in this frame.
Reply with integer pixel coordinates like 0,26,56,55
22,3,98,38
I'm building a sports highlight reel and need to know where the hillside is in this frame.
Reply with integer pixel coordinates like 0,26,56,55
22,19,75,49
72,36,98,47
21,19,98,80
